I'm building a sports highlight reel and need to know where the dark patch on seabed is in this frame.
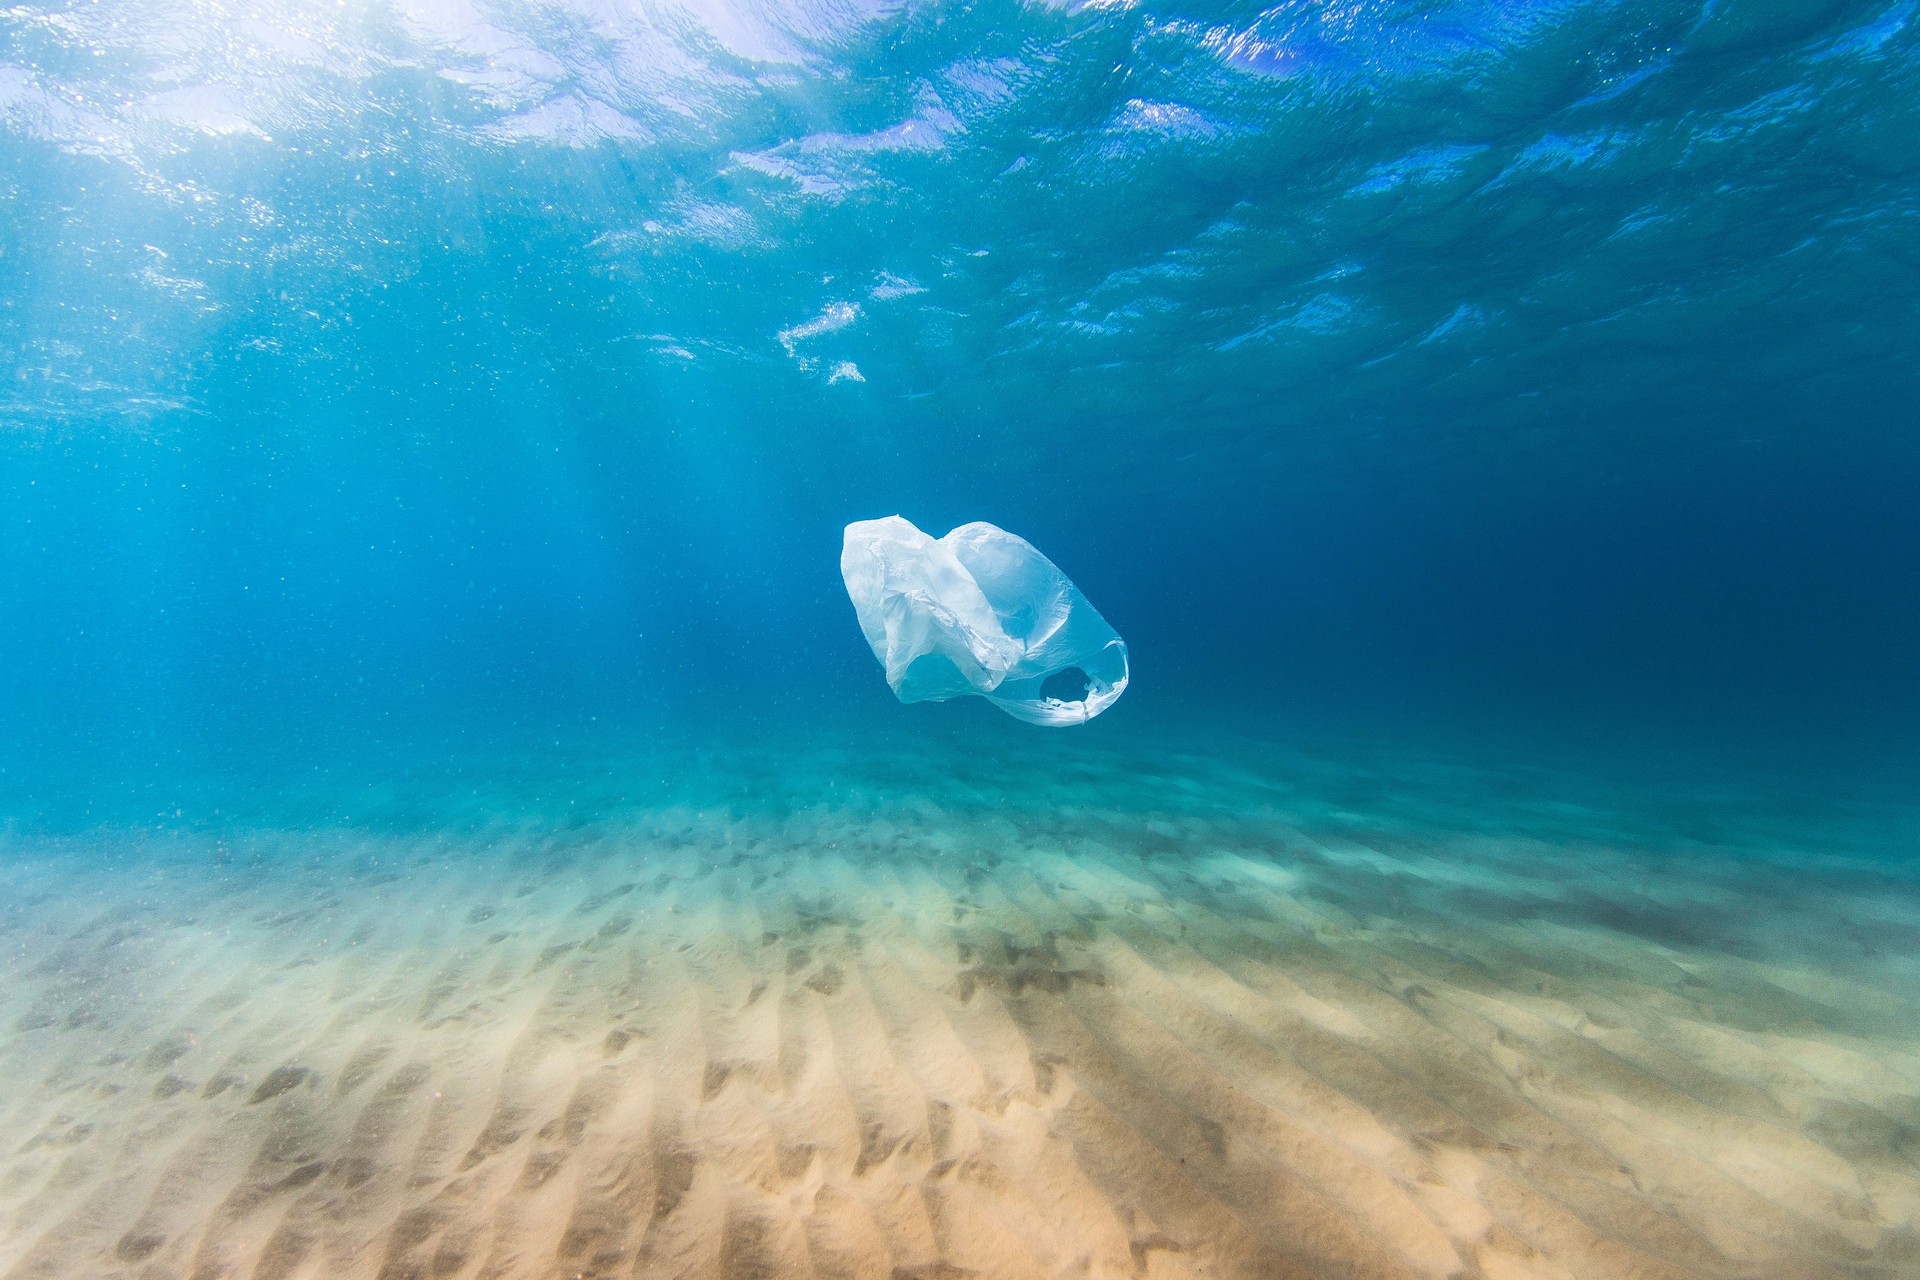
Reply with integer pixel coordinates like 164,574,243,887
0,734,1916,1280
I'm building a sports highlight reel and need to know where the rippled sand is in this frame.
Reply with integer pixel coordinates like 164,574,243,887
2,736,1916,1279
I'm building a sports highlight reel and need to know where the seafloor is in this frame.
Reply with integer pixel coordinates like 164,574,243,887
1,725,1916,1280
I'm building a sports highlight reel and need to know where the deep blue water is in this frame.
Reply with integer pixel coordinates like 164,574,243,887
3,0,1919,802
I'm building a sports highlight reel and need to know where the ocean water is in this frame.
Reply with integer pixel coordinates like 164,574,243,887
4,0,1920,1277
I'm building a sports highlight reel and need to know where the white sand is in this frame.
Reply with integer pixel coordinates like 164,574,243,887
1,737,1916,1279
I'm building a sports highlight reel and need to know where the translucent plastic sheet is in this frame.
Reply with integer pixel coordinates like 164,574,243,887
840,516,1129,726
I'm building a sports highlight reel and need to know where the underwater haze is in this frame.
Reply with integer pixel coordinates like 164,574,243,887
5,0,1920,766
3,1,1920,1278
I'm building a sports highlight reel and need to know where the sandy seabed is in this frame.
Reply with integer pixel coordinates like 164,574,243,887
1,734,1917,1280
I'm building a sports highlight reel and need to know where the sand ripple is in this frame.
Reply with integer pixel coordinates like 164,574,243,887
1,748,1916,1279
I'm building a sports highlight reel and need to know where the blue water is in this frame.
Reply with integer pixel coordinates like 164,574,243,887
5,0,1920,780
3,2,1919,1277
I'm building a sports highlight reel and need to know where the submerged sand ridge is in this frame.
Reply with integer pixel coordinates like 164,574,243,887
1,739,1917,1280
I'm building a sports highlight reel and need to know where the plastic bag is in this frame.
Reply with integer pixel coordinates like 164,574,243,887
840,516,1129,726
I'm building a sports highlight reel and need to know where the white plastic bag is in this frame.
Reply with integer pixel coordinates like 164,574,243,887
840,516,1129,726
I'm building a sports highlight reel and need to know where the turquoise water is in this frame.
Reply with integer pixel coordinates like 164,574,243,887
4,1,1920,1276
5,0,1920,754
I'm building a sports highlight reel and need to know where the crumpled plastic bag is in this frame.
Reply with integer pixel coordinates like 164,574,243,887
840,516,1129,726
